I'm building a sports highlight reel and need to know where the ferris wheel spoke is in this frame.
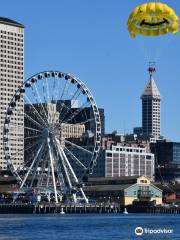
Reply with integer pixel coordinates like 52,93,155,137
24,94,48,127
81,118,94,125
59,88,82,122
24,134,42,140
58,80,71,117
45,77,50,103
52,76,57,102
33,83,48,121
60,101,90,124
14,105,44,130
20,141,45,189
24,126,42,133
70,88,82,103
64,146,87,170
29,142,46,188
62,79,72,101
23,112,44,129
58,101,74,122
65,139,93,155
24,111,45,130
54,78,61,104
9,140,42,164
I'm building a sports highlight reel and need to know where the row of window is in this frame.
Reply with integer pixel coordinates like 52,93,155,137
0,45,23,52
0,35,23,42
110,147,146,153
0,73,23,77
0,59,23,65
0,49,23,56
1,31,23,37
1,64,23,70
0,53,23,61
0,40,23,46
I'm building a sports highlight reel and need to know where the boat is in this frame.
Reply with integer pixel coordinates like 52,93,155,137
60,207,65,214
123,207,128,214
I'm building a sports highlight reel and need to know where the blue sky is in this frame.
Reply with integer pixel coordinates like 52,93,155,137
2,0,180,141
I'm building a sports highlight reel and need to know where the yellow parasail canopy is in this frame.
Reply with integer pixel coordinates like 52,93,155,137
127,2,179,37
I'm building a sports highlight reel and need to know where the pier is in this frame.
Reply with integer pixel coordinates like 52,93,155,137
0,203,179,214
0,203,120,214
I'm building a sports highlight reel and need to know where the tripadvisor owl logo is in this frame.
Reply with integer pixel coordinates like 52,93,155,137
135,227,143,236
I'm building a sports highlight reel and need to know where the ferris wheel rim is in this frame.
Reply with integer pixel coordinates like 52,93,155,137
3,70,102,198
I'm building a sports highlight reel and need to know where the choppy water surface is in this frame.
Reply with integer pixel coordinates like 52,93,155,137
0,214,179,240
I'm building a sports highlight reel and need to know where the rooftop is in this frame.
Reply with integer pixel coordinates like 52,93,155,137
0,17,24,28
141,75,161,99
88,176,143,182
85,184,132,192
87,176,147,186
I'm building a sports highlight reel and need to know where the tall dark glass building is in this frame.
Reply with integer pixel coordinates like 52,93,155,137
150,140,180,182
141,68,161,142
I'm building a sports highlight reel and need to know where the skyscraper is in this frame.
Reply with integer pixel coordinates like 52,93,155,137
0,18,24,170
141,67,161,142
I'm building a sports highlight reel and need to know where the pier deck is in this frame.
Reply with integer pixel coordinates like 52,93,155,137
0,203,179,214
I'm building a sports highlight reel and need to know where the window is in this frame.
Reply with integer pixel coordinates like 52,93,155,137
107,152,112,157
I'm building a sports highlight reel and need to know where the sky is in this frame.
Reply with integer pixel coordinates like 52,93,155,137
1,0,180,141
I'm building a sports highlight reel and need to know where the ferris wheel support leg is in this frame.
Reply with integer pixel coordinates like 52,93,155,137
56,142,77,203
47,138,58,204
60,145,88,204
20,141,45,189
60,147,78,183
80,188,88,204
52,144,66,196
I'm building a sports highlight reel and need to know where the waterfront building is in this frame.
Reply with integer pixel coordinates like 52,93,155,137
150,140,180,183
0,18,24,170
141,67,161,142
105,144,154,180
65,145,105,178
85,176,162,206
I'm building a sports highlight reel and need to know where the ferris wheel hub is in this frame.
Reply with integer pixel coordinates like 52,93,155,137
42,128,49,138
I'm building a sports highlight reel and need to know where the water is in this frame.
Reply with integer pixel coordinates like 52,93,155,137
0,214,179,240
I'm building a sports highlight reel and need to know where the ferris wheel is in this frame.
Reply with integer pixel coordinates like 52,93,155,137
3,71,101,203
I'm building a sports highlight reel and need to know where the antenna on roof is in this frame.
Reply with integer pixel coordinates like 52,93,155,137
148,62,156,77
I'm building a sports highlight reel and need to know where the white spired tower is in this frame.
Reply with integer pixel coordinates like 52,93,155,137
141,67,161,142
0,18,24,170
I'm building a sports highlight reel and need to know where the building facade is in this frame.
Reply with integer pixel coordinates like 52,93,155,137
56,100,105,136
85,176,162,206
105,145,154,180
0,18,24,170
141,69,161,142
150,140,180,182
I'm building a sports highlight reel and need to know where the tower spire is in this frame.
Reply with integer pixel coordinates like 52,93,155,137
148,61,156,78
141,63,161,142
141,62,160,99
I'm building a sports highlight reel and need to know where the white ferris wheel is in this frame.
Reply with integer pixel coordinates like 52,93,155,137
3,71,101,203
